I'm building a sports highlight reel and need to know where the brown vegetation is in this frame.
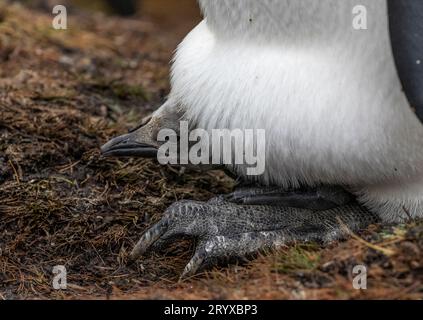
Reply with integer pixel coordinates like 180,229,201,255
0,3,422,300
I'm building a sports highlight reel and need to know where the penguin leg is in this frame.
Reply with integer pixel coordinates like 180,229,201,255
130,187,380,278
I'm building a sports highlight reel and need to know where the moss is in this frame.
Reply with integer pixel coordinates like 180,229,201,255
110,83,149,101
84,81,150,101
273,243,321,274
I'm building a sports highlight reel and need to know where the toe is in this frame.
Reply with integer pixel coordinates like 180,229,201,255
130,219,169,261
180,249,205,280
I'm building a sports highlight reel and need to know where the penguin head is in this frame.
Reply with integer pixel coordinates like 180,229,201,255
101,102,184,159
100,117,159,158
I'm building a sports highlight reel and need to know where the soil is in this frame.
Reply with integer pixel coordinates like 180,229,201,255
0,3,422,300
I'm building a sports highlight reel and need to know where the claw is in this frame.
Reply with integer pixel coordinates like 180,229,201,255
180,245,206,280
130,220,168,261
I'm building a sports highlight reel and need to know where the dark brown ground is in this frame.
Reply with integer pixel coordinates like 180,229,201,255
0,3,422,300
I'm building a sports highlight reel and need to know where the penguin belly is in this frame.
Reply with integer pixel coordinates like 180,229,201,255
169,17,423,222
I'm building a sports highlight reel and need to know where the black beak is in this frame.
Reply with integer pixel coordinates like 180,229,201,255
101,133,158,158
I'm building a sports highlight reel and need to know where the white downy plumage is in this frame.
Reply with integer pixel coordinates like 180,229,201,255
163,0,423,223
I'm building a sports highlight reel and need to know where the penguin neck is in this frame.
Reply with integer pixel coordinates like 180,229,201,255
198,0,387,46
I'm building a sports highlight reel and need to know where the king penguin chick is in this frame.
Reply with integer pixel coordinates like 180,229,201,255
101,0,423,278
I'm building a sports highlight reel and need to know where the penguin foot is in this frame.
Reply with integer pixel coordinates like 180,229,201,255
129,187,379,279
